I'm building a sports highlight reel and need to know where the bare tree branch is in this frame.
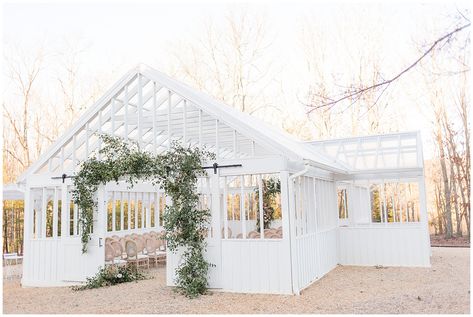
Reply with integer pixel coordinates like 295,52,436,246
307,23,470,113
3,148,26,169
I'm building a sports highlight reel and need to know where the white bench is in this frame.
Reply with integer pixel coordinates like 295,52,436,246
3,252,23,265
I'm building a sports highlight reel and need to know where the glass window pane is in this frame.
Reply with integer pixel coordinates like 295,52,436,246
370,184,382,223
261,174,282,239
337,188,348,219
123,199,129,230
115,199,121,231
107,199,113,232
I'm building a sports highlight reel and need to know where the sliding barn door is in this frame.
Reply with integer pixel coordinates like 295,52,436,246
203,172,222,288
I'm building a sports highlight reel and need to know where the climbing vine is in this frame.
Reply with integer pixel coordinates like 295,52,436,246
255,177,281,232
72,134,214,297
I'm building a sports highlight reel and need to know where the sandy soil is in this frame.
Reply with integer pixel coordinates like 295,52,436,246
3,247,470,314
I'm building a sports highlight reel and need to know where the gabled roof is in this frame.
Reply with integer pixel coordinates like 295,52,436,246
18,68,139,182
140,66,348,173
18,64,348,183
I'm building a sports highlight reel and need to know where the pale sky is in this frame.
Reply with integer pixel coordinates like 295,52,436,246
2,0,470,159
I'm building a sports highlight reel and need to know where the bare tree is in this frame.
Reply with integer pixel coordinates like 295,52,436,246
454,54,471,236
435,122,453,238
452,64,470,236
443,117,462,236
3,39,106,183
305,21,470,112
169,8,280,117
55,38,98,127
458,84,470,236
301,8,470,239
2,39,107,256
3,44,44,172
434,180,444,235
300,13,395,138
426,36,470,238
299,22,339,138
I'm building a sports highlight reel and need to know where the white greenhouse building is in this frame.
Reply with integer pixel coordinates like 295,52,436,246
18,65,430,295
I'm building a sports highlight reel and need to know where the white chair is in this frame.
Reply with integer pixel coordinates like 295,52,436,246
3,252,23,265
110,241,127,266
125,239,149,269
221,227,233,239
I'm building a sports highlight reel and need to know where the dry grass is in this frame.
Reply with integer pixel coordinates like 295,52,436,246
3,247,470,314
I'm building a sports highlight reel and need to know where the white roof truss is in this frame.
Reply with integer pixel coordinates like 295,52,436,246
19,65,348,182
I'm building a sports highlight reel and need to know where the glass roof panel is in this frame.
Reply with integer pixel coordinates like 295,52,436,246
307,132,422,171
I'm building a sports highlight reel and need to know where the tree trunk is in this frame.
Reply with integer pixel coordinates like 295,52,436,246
437,131,453,239
458,69,470,237
435,183,444,234
450,166,462,237
446,144,462,237
444,117,465,237
3,208,9,254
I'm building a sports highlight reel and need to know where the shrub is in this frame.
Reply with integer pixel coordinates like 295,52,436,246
72,265,146,291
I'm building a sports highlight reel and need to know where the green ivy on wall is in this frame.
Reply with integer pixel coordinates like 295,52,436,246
255,177,281,232
72,134,215,297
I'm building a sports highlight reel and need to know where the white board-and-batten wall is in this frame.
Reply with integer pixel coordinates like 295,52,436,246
21,179,164,287
337,177,431,268
18,66,430,295
166,166,295,295
166,166,341,295
21,166,429,293
22,178,104,287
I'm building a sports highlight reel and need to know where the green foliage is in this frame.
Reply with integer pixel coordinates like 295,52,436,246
174,246,211,297
370,187,382,222
159,140,214,298
255,177,281,231
72,134,214,297
72,265,146,291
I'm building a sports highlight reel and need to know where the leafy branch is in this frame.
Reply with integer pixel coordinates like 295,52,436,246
72,134,215,297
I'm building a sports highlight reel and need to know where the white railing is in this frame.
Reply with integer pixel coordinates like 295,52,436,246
104,190,165,234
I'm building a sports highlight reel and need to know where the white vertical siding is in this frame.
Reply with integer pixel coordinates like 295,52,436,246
338,179,431,268
22,185,106,286
61,237,104,282
166,240,292,294
295,233,319,289
23,239,60,285
339,225,430,267
316,228,339,276
293,176,339,291
295,229,338,291
166,248,182,287
221,240,292,294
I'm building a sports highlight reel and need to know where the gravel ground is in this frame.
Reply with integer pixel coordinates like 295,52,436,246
3,247,470,314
